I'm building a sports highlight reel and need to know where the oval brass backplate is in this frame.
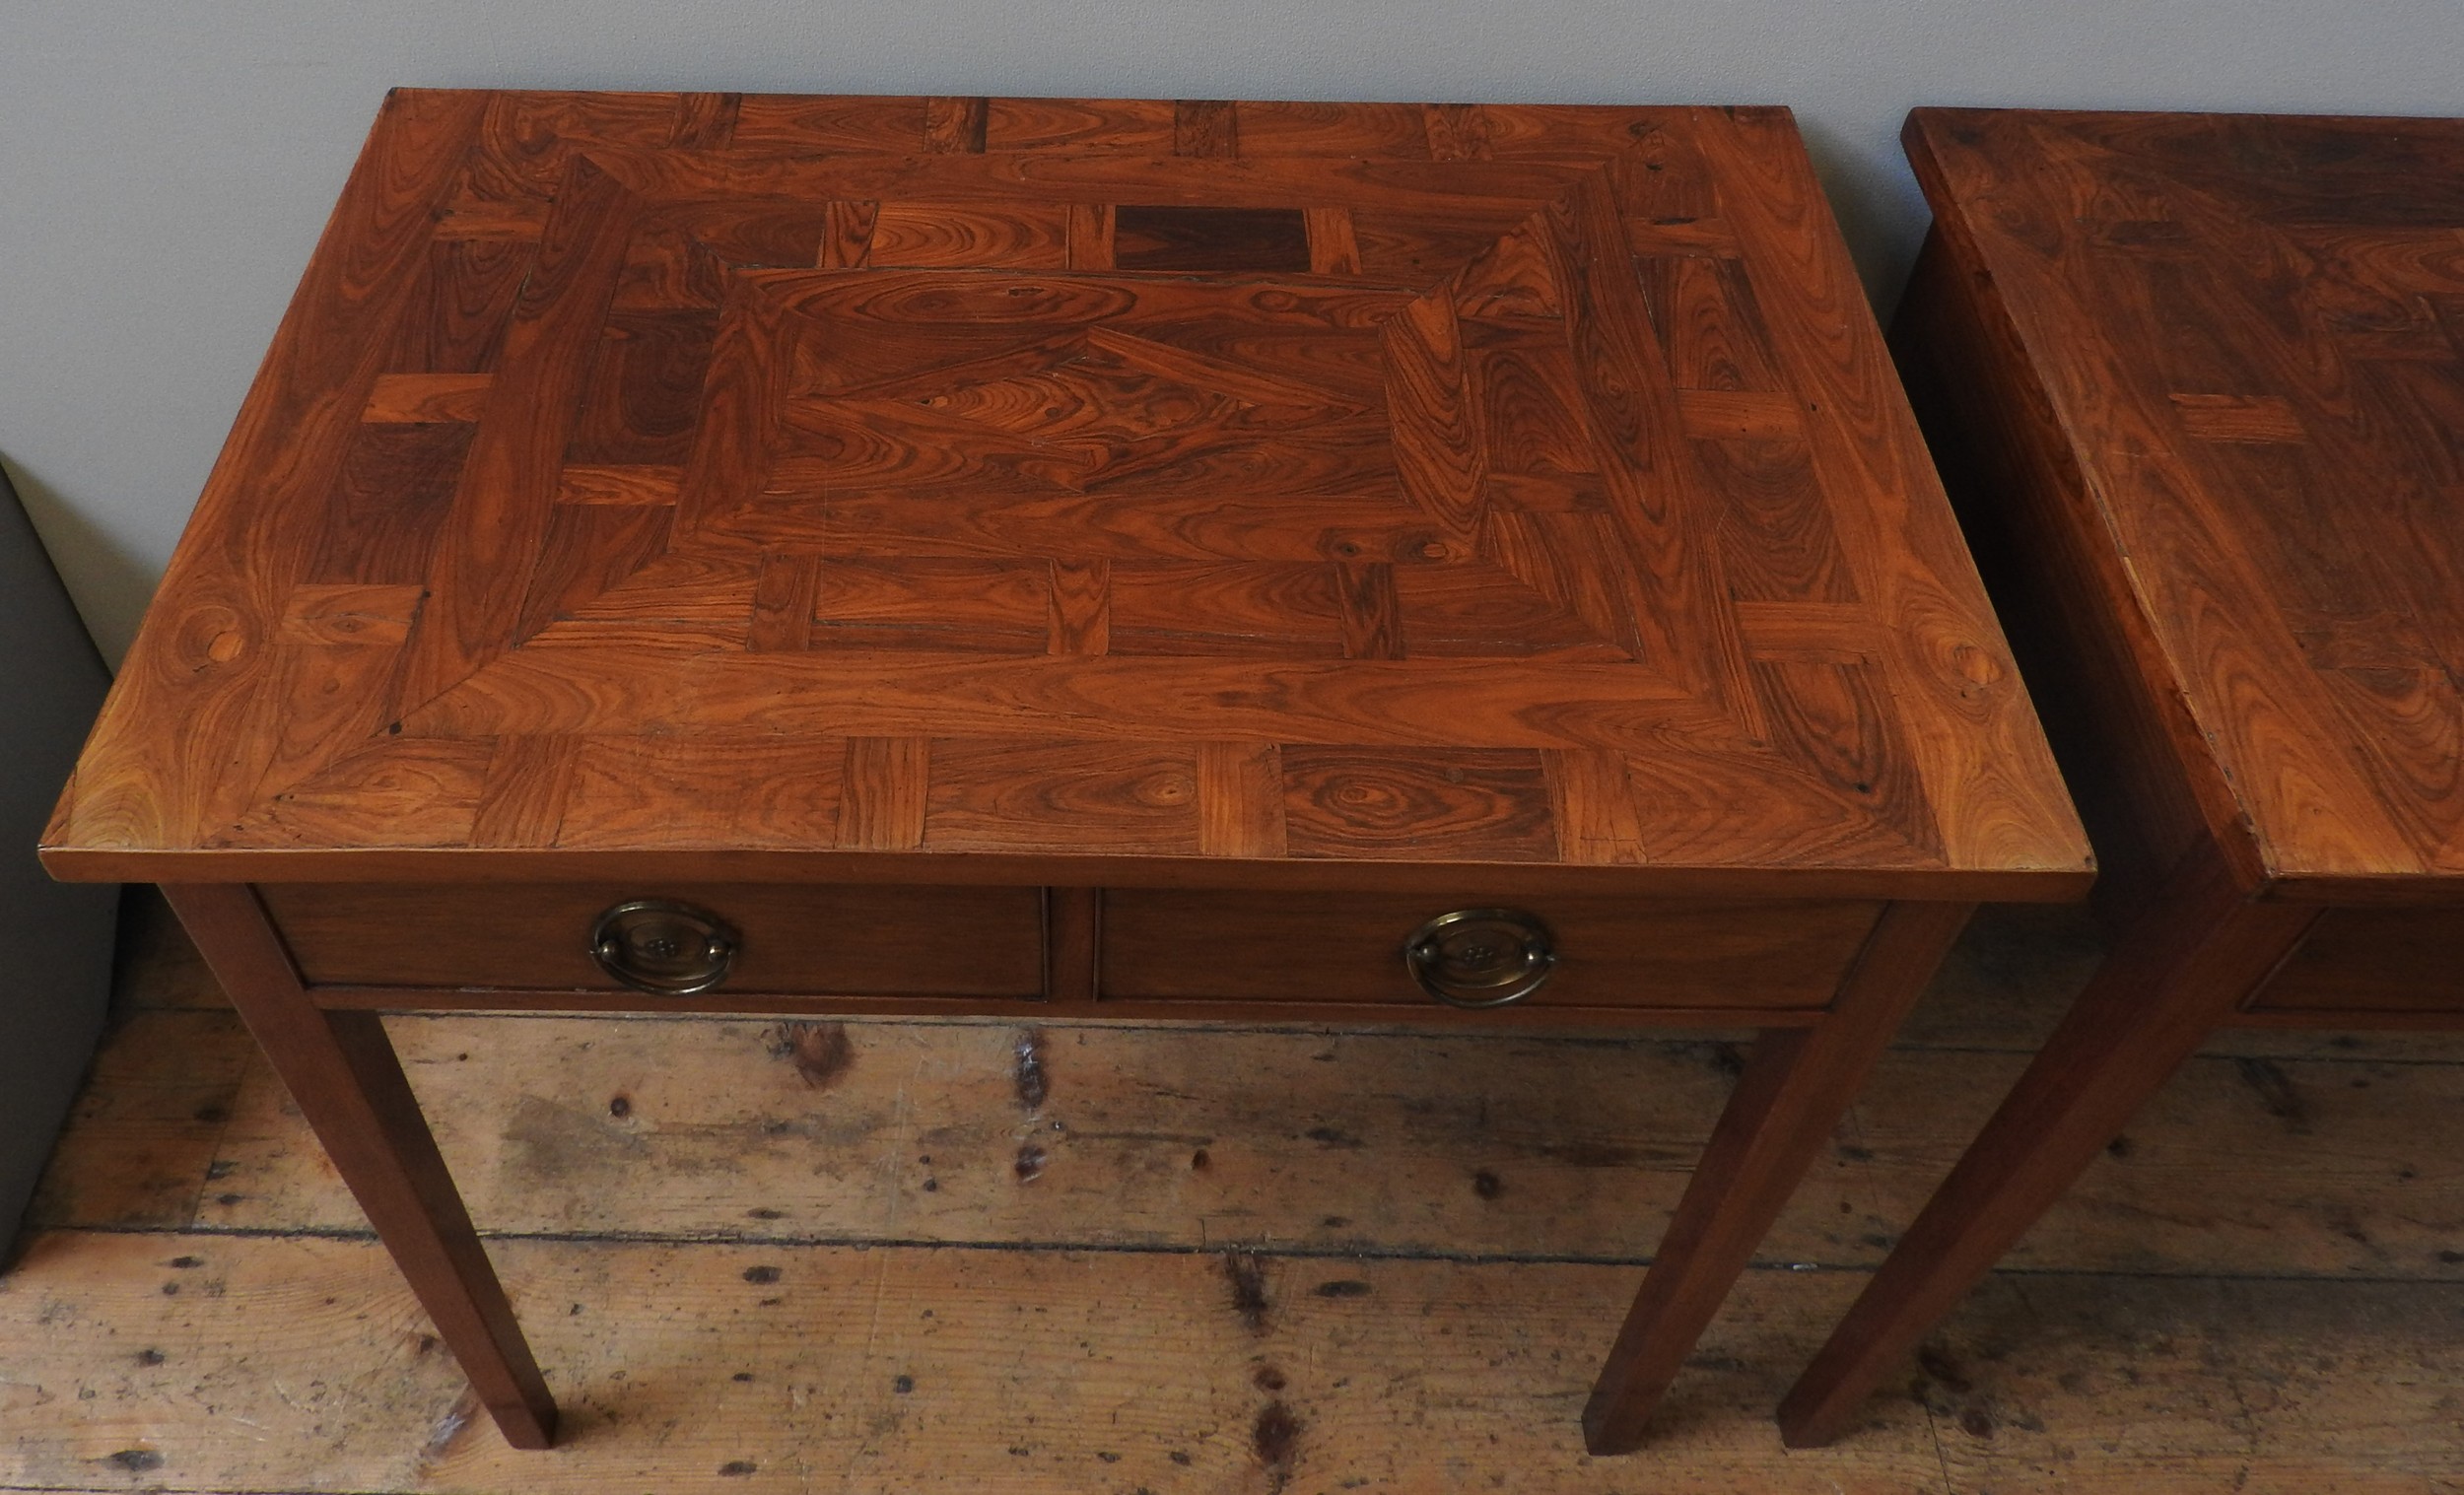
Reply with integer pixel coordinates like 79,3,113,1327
589,899,739,996
1403,908,1556,1009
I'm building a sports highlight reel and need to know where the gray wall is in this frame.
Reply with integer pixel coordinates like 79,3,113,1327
7,0,2461,663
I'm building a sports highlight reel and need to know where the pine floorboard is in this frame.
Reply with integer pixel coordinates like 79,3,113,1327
6,894,2464,1491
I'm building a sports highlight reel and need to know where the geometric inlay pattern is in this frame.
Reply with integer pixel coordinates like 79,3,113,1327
50,92,2084,892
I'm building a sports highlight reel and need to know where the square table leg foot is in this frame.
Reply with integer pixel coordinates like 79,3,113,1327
489,1397,560,1451
1773,849,2316,1447
160,883,564,1453
1581,901,1973,1452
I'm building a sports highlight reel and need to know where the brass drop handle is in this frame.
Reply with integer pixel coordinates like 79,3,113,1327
1403,909,1556,1009
589,899,738,995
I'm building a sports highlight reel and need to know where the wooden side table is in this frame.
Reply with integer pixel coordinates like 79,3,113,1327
1782,107,2464,1446
41,90,2086,1453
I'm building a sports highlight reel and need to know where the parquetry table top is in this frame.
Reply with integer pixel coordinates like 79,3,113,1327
45,91,2086,896
1907,108,2464,897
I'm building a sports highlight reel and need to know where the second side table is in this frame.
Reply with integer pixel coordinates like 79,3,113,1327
1784,105,2464,1445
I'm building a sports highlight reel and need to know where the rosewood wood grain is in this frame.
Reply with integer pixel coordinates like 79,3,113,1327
1886,228,2214,921
41,91,2084,897
1780,106,2464,1447
158,883,558,1449
1897,108,2464,902
57,92,488,852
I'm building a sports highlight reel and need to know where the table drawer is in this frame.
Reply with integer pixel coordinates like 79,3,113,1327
1098,890,1883,1013
258,883,1046,998
2245,909,2464,1017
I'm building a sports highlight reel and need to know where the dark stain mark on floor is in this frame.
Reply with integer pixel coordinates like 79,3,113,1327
1315,1279,1372,1298
1305,1125,1362,1148
2235,1058,2312,1134
105,1451,165,1473
503,1094,651,1181
1013,1029,1050,1113
1696,1041,1747,1080
1472,1169,1504,1199
1917,1343,1972,1393
1254,1363,1286,1391
1014,1142,1048,1183
1225,1251,1269,1333
742,1265,782,1284
1254,1399,1301,1486
765,1021,855,1089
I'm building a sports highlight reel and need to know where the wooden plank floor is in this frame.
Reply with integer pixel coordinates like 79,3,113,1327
8,896,2464,1492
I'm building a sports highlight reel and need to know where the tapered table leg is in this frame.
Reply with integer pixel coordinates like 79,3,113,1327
161,883,559,1450
1581,899,1974,1454
1776,849,2316,1448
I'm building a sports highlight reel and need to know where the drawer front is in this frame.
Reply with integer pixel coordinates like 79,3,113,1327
1098,890,1882,1012
260,883,1045,998
2245,909,2464,1017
